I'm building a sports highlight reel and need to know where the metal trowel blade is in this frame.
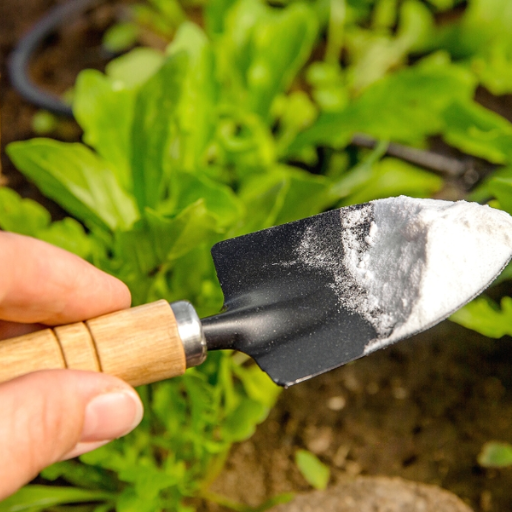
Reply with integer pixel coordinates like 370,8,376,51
203,197,512,387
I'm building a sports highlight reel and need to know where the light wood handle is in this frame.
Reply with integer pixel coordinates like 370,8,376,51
0,300,187,387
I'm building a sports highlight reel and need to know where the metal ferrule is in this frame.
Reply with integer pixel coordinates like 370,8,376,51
170,301,207,368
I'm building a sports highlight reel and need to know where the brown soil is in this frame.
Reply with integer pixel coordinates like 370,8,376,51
2,3,512,512
206,322,512,512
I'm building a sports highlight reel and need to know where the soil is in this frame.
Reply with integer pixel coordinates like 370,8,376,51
2,2,512,512
206,322,512,512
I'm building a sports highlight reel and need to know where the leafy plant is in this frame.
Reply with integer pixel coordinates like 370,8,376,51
295,450,330,490
478,442,512,468
5,0,512,510
451,296,512,339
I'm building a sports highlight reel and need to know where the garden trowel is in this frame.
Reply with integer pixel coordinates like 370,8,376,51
1,196,512,387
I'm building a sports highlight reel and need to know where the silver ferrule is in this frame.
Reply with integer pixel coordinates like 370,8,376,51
170,301,207,368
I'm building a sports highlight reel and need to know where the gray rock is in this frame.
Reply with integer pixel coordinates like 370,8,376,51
271,476,473,512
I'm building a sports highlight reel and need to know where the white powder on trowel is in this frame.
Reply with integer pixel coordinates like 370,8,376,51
361,197,512,353
299,196,512,354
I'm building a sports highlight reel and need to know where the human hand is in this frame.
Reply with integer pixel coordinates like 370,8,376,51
0,232,143,500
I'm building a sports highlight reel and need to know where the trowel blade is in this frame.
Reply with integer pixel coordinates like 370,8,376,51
205,197,512,387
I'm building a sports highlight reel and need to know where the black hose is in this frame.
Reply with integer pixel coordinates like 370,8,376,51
7,0,101,117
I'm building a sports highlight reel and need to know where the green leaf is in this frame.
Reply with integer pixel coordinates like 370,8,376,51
74,70,135,190
130,52,188,211
132,0,186,35
0,486,113,512
166,23,219,171
238,165,330,233
460,0,512,56
346,0,434,92
163,170,244,229
236,174,287,233
325,0,346,65
115,201,219,277
105,47,165,89
102,22,139,53
221,0,318,121
41,460,118,491
31,110,58,135
152,380,187,431
38,218,95,260
472,43,512,96
488,177,512,215
276,90,319,157
165,246,224,316
492,261,512,286
184,371,223,442
115,488,162,512
442,100,512,164
204,0,238,36
339,157,443,205
6,139,138,231
232,364,281,409
0,188,95,259
479,442,512,468
222,397,268,442
0,187,50,235
247,3,319,120
450,296,512,338
79,443,127,474
272,168,331,225
216,112,276,171
306,62,347,115
469,165,512,204
144,202,220,261
295,450,330,490
329,140,388,200
118,466,173,500
94,503,114,512
290,53,476,152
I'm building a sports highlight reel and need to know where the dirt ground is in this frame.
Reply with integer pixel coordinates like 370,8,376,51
207,322,512,512
2,2,512,512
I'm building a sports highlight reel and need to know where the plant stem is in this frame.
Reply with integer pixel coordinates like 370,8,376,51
351,133,466,177
325,0,346,65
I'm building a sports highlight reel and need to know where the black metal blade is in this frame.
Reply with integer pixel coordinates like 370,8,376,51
203,206,378,387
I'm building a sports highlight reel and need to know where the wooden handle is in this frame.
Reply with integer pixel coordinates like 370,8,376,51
0,300,187,387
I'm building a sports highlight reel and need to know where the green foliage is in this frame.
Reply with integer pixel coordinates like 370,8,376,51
488,177,512,215
443,100,512,164
0,486,114,512
295,450,330,490
335,157,443,205
6,140,138,231
102,22,139,53
6,0,512,510
451,297,512,339
31,110,58,135
478,442,512,468
0,188,94,259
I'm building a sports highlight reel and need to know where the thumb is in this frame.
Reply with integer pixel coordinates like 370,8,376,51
0,370,143,500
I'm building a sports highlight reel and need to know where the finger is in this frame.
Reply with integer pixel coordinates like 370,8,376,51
0,232,131,325
0,320,43,340
0,370,143,500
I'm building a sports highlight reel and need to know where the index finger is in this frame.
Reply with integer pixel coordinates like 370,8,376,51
0,232,131,325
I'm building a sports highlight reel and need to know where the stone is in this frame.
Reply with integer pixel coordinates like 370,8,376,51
271,476,473,512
